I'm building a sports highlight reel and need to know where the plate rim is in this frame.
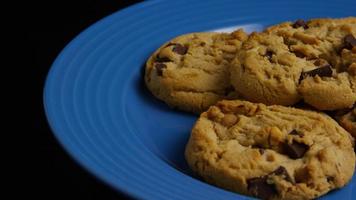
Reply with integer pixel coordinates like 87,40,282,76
43,0,356,199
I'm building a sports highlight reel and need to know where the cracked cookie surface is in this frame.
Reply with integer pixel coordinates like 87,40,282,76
185,100,355,200
145,30,247,113
230,17,356,110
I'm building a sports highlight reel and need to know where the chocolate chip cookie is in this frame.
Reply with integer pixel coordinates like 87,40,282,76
185,100,355,200
265,17,356,72
230,17,356,110
145,30,247,113
230,32,315,106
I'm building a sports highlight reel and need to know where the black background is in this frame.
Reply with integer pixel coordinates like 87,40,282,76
25,0,143,199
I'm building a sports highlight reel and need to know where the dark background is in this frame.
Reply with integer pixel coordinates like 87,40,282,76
26,0,143,199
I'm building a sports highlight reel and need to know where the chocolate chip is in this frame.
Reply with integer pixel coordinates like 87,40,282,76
289,130,299,135
265,50,274,61
272,166,293,182
259,149,265,155
156,56,171,62
292,19,309,29
313,60,322,66
290,130,304,137
327,176,334,183
299,65,333,82
293,51,306,58
283,141,309,159
294,167,309,183
165,42,176,47
247,176,277,199
172,44,188,55
343,34,356,50
272,166,286,175
155,63,167,76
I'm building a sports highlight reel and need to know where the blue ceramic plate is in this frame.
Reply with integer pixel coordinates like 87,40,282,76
44,0,356,199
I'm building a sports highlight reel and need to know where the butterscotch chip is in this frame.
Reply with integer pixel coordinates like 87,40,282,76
221,114,238,127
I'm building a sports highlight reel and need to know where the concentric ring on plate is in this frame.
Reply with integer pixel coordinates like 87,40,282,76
43,0,356,200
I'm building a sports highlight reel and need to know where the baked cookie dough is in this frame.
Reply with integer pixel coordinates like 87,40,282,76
145,30,247,113
337,107,356,137
268,18,356,110
230,18,356,110
185,100,355,200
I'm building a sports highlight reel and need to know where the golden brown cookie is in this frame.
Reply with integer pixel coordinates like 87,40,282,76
185,100,355,200
338,107,356,137
265,17,356,71
230,18,356,110
230,32,315,106
145,30,247,113
267,18,356,110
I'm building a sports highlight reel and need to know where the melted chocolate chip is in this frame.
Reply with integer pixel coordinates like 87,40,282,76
247,176,277,199
172,44,188,55
283,141,309,159
299,65,333,82
292,19,309,29
156,56,171,62
343,34,356,50
155,63,167,76
272,166,293,182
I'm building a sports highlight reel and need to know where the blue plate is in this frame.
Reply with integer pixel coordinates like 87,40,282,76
44,0,356,199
